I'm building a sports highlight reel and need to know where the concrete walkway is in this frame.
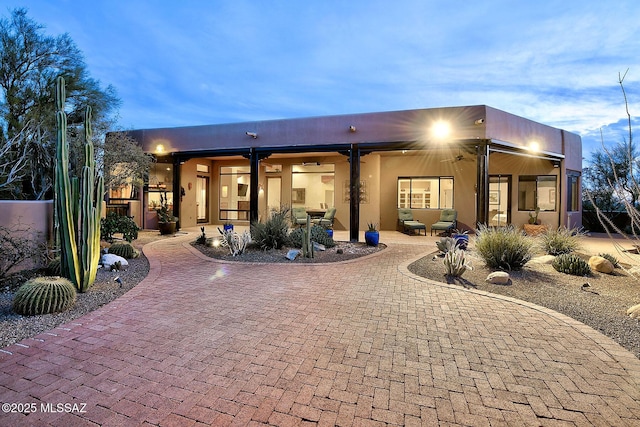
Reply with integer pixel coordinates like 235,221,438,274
1,231,639,426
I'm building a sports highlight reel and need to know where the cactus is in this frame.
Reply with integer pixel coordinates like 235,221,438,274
108,242,135,259
443,248,472,277
46,258,61,276
54,76,104,292
552,253,591,276
13,276,77,316
436,237,457,254
301,215,314,258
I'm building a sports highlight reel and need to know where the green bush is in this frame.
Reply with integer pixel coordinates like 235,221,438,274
289,225,336,249
539,226,585,255
251,207,291,250
475,224,534,271
100,212,139,243
598,253,620,268
13,276,77,316
552,253,592,276
108,242,136,259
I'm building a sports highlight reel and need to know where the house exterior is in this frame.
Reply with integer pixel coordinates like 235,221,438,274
112,105,582,241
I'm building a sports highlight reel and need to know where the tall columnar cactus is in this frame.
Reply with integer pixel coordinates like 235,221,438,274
54,76,104,292
301,215,314,258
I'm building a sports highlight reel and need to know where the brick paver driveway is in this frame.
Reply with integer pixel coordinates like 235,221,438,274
1,232,639,426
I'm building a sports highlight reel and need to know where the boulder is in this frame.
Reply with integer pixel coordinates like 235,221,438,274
528,255,556,265
588,256,614,274
627,303,640,319
101,253,129,270
486,271,510,285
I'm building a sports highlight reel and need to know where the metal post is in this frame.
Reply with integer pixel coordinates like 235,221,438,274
349,144,360,242
172,155,181,230
476,142,489,226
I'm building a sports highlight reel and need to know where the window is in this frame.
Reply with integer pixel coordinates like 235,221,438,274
219,166,250,220
147,162,173,212
291,163,335,208
567,172,580,212
518,175,557,211
397,177,453,209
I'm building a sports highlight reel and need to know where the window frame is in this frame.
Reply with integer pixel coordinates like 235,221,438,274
518,175,558,212
397,176,454,210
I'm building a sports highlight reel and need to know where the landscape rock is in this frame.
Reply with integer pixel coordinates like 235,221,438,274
101,254,129,270
627,303,640,319
588,256,614,274
285,249,301,260
528,255,556,265
486,271,510,285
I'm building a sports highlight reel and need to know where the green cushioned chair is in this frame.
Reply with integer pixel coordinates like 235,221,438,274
430,209,457,236
397,208,426,236
291,207,308,226
312,207,336,227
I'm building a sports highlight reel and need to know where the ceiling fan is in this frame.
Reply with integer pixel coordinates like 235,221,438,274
441,149,472,163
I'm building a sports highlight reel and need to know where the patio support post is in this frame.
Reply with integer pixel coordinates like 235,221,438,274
173,155,181,230
349,144,360,242
249,147,259,224
476,142,489,226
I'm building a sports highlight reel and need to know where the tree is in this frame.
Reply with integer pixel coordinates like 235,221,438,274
584,70,640,235
102,131,155,199
0,8,120,199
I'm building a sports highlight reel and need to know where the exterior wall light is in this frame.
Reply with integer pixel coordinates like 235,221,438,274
528,141,540,152
155,144,165,154
349,125,357,132
246,131,258,138
431,121,451,140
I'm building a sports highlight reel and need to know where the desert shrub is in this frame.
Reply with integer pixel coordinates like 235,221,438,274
539,226,585,255
289,225,336,249
443,248,472,277
100,212,139,243
552,253,592,276
13,276,77,316
0,223,45,279
598,252,620,268
475,224,534,271
195,226,207,245
251,207,291,250
436,237,457,254
108,242,136,259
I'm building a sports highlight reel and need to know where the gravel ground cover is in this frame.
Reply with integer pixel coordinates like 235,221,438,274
408,248,640,359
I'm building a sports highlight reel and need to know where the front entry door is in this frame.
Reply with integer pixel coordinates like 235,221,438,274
488,175,511,226
196,176,209,223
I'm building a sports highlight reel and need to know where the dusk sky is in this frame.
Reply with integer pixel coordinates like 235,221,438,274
10,1,640,160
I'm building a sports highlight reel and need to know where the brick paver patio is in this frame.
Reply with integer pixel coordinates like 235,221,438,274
1,231,639,426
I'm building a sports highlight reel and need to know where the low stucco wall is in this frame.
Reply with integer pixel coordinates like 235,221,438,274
1,200,54,271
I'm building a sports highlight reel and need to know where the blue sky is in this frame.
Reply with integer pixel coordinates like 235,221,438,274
10,0,640,160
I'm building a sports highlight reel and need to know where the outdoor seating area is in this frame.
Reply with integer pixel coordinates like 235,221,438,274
430,208,457,236
397,208,427,236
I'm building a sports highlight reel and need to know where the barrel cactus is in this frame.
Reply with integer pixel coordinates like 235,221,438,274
13,276,77,316
552,253,591,276
108,242,135,259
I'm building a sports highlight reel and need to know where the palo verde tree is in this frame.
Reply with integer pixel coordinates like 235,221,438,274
0,8,119,199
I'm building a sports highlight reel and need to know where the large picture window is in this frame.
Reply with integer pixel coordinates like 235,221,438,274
397,177,453,209
518,175,557,211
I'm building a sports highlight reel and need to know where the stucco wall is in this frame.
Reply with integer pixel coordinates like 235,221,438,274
1,200,53,271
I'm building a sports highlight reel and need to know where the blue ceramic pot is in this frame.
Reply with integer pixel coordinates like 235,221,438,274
223,224,234,232
453,234,469,250
326,229,334,238
364,230,379,247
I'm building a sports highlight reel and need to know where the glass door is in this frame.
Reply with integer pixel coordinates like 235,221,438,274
488,175,511,226
196,176,209,223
